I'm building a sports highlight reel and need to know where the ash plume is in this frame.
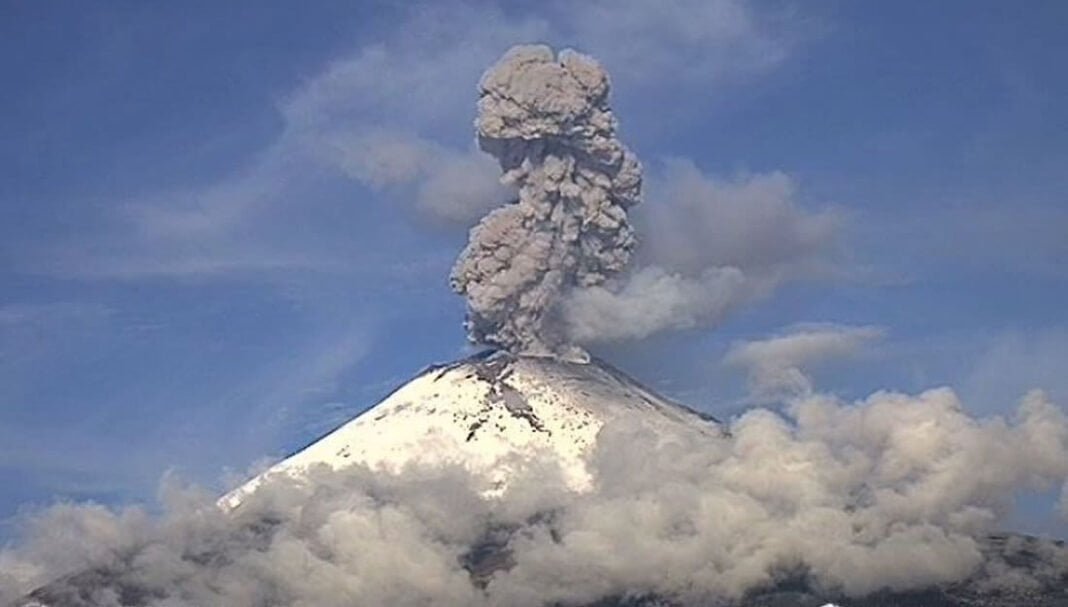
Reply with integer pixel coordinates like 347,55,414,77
450,45,642,356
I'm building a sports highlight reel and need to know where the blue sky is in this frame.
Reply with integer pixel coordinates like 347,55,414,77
2,1,1066,538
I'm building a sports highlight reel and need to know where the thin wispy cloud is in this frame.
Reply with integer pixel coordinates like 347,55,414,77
13,0,803,283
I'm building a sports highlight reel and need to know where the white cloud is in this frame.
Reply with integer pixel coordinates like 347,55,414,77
725,324,884,401
4,385,1067,604
564,0,800,87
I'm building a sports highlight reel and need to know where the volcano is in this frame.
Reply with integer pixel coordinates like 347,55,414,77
15,354,1068,607
221,350,722,509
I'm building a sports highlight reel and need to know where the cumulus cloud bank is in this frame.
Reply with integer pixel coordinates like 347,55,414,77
3,386,1068,606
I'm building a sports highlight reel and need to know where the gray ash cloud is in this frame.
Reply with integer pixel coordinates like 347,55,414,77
450,45,642,356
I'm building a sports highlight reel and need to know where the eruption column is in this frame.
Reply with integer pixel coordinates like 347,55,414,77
450,45,642,356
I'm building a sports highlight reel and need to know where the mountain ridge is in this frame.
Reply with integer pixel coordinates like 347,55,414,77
221,350,722,509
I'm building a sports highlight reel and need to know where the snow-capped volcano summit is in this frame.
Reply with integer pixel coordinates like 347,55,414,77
222,351,721,508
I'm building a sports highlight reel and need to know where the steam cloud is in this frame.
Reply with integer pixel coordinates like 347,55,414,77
450,45,642,356
4,386,1068,606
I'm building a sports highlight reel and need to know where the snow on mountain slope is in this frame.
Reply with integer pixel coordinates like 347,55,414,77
222,351,721,508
